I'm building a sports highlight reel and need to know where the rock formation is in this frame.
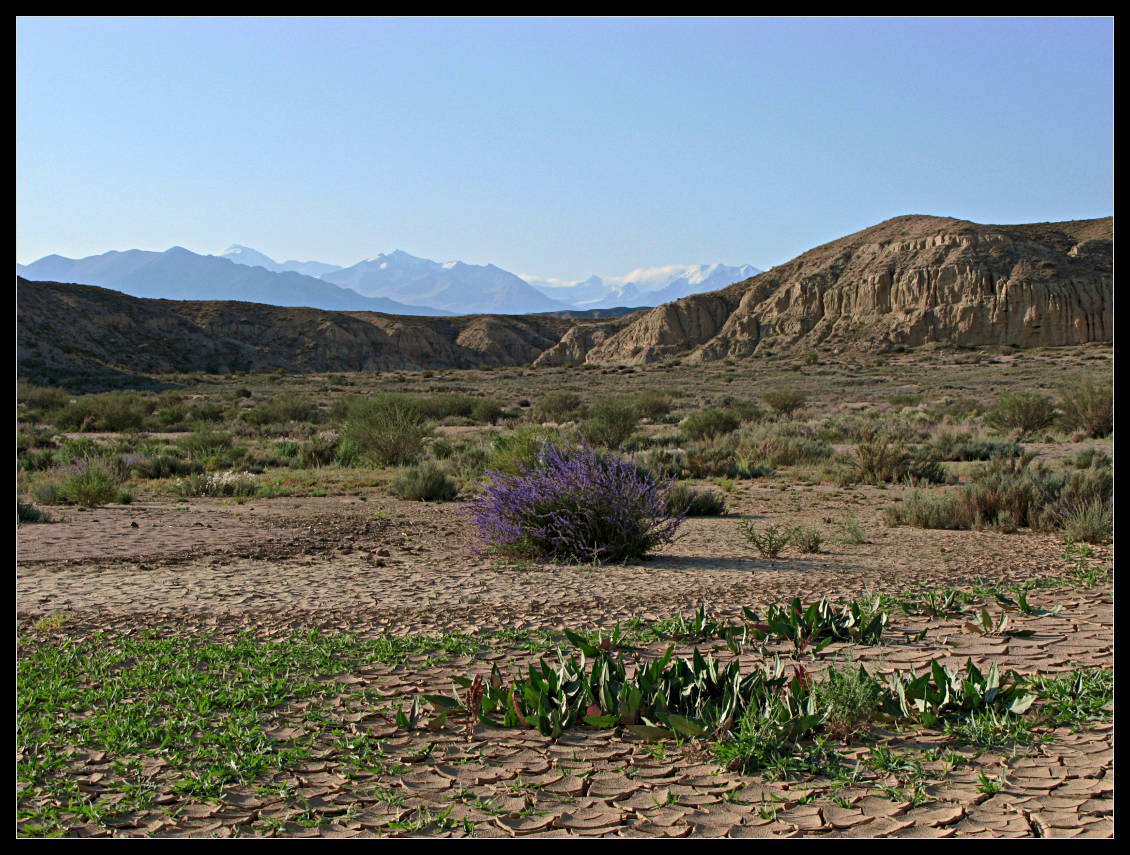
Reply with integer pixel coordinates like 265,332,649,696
584,215,1112,364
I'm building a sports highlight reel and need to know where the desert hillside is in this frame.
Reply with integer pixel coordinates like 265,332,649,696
584,215,1112,364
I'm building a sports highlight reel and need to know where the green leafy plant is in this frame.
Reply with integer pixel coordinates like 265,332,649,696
737,520,792,558
889,658,1035,728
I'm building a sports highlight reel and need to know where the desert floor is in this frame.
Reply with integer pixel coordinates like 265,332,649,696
17,481,1113,838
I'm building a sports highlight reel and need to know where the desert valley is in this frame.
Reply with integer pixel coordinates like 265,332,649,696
16,213,1114,838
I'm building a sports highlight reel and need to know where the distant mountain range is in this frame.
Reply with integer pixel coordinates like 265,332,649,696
17,245,761,316
522,263,761,309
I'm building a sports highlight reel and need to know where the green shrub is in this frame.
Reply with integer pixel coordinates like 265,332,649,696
736,423,835,468
1062,502,1112,545
666,483,727,516
761,386,807,416
241,394,318,426
633,389,673,420
51,392,152,432
390,463,458,501
683,439,738,478
54,465,120,507
852,429,946,485
984,392,1056,437
1057,375,1112,438
737,520,792,558
814,664,883,742
132,454,201,480
790,525,823,554
881,490,973,530
176,430,245,469
17,382,71,412
17,501,51,523
488,425,568,475
582,400,640,449
680,408,740,442
534,391,584,423
342,397,432,466
470,398,503,425
1072,448,1112,470
922,431,1023,462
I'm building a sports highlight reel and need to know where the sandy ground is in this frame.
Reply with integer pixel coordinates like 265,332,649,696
16,490,1114,838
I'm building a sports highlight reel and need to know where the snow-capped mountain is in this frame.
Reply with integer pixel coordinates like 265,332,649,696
220,244,343,278
524,263,761,309
322,250,570,315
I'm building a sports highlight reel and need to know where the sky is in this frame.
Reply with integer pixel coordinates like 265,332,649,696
16,17,1114,280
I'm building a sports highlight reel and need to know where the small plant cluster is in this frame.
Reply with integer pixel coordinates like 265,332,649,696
737,520,823,557
174,470,259,498
405,637,1040,774
462,443,684,564
746,596,889,654
883,452,1111,542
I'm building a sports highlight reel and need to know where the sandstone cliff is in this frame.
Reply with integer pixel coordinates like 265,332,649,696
584,215,1112,364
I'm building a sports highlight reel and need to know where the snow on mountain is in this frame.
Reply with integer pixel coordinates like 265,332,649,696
219,244,343,278
323,250,570,315
524,263,761,309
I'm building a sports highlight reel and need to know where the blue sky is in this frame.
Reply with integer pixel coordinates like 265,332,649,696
16,17,1113,279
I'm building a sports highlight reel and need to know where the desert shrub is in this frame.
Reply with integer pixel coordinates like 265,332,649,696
463,443,683,563
761,386,807,416
666,483,727,516
300,433,340,467
721,399,766,423
17,382,71,412
1057,375,1112,438
342,396,432,466
176,430,245,469
391,463,458,501
790,525,823,553
132,454,201,480
922,431,1023,462
1071,448,1112,470
737,520,792,559
54,437,104,464
534,391,584,423
683,439,739,478
931,396,982,421
51,391,151,432
888,393,923,407
680,408,740,442
17,501,53,523
188,401,226,423
633,389,673,420
832,514,868,545
488,424,569,475
1061,502,1113,545
851,429,946,485
156,403,188,427
241,393,318,426
984,392,1056,437
881,490,973,530
814,664,883,742
470,398,503,425
428,437,455,460
45,464,121,507
964,454,1063,530
582,400,640,449
18,448,57,472
736,423,835,469
174,471,259,498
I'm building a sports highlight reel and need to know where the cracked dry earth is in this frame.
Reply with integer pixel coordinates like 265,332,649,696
16,489,1114,839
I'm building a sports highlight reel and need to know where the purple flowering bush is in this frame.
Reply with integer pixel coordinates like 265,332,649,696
463,442,684,564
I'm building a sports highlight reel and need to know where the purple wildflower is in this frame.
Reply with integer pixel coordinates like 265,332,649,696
462,442,684,564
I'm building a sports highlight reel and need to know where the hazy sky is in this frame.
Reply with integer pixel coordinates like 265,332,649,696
17,17,1113,279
